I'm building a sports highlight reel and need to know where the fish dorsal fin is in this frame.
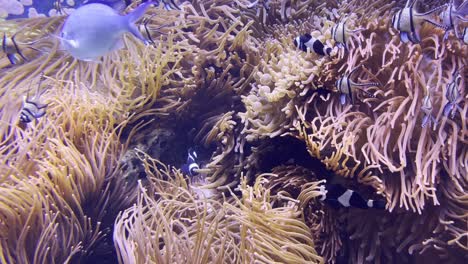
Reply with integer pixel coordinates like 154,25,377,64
34,72,45,98
347,65,361,79
406,0,416,8
418,4,448,17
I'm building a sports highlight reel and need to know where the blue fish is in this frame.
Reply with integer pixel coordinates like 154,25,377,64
59,1,154,61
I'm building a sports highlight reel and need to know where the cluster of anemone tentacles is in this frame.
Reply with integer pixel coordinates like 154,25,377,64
0,0,466,263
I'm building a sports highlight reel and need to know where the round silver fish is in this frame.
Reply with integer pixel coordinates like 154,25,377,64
60,2,153,61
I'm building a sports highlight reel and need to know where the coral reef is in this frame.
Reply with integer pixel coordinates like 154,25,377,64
0,0,466,263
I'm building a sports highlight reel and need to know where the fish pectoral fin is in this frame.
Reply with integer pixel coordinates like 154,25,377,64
54,34,80,48
82,57,101,63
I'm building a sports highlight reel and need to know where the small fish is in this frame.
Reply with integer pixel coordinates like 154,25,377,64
319,183,386,209
159,0,181,10
391,0,448,44
139,14,156,45
181,148,200,177
53,0,66,15
442,70,463,118
336,66,379,105
59,1,155,61
20,73,48,124
245,0,271,25
421,95,437,128
2,30,43,65
331,18,364,51
138,15,170,46
441,0,468,40
294,34,332,56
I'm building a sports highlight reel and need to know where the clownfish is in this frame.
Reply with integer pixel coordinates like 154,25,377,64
319,183,386,209
391,0,447,44
20,73,48,124
181,148,200,177
294,34,332,56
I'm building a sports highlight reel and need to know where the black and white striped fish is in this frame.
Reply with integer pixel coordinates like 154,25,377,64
181,148,200,177
391,0,447,44
2,32,28,65
441,0,468,40
159,0,181,10
19,73,48,124
294,34,332,56
443,68,463,118
331,18,364,51
336,66,379,105
319,183,386,209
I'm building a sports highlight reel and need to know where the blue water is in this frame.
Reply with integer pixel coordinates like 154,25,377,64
3,0,129,19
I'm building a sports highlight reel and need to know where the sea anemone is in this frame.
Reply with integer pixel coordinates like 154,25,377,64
0,0,466,263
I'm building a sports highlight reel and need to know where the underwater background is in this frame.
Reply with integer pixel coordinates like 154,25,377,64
0,0,467,263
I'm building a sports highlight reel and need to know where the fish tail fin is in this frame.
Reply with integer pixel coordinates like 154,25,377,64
368,199,386,209
349,192,369,209
125,1,155,24
125,1,155,44
325,47,332,56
